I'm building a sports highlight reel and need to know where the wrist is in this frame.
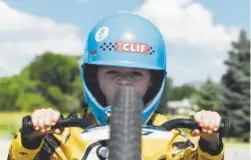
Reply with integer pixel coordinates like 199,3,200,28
21,128,44,149
200,133,219,143
199,136,223,155
21,115,45,149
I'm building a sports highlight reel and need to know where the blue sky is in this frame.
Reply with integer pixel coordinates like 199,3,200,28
3,0,144,36
1,0,250,85
4,0,250,33
198,0,249,30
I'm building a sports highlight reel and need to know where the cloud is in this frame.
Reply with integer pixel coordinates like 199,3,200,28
166,44,229,85
177,65,196,76
136,0,240,52
135,0,242,85
213,58,224,67
0,2,84,77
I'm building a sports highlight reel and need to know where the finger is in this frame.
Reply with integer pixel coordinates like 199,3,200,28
203,111,218,133
39,109,50,132
43,109,52,126
191,129,200,136
38,113,45,133
54,129,61,135
208,119,216,131
201,118,209,133
201,110,214,129
31,110,40,130
207,120,215,134
51,111,60,126
214,114,221,131
193,111,203,127
44,109,53,131
207,125,213,134
37,112,45,130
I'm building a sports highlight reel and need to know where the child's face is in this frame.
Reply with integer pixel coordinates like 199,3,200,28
97,66,152,106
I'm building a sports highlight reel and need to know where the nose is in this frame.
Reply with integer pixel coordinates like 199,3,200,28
117,79,132,86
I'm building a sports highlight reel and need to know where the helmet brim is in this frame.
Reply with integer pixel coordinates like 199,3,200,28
85,60,164,70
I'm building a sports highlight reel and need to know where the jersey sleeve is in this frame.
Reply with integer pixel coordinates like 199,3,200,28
197,138,224,160
8,130,44,160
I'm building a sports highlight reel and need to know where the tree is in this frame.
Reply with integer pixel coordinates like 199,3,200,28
220,30,250,142
0,77,19,111
0,52,83,112
168,84,197,100
28,52,82,112
29,52,80,93
195,77,221,112
16,92,54,111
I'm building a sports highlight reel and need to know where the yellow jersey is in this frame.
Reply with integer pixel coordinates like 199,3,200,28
8,113,224,160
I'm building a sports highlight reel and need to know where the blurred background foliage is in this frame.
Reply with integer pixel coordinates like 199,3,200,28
0,30,249,142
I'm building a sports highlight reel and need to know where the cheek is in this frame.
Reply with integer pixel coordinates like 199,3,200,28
97,77,116,104
98,79,110,94
134,79,151,97
97,71,109,95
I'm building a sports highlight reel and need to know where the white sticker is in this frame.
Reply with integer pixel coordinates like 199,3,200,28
80,125,110,141
80,125,173,141
95,26,109,42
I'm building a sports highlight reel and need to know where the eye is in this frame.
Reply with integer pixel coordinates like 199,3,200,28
105,70,118,75
131,72,143,76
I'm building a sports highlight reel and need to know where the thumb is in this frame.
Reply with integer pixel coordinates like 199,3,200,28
191,129,200,137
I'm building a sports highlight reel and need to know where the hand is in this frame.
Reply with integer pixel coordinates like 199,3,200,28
191,110,221,142
31,108,62,135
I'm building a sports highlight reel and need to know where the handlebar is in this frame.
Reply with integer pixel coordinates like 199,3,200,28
22,115,92,134
22,115,232,137
161,118,232,137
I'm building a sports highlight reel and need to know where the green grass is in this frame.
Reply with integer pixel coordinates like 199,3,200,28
0,112,29,137
223,138,250,148
0,112,71,137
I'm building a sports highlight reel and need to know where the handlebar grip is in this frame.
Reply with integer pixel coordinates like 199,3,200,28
161,118,233,137
218,118,232,137
22,115,91,135
22,115,64,134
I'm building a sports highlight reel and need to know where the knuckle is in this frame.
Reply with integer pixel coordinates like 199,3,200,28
32,109,40,115
55,111,60,117
55,110,60,114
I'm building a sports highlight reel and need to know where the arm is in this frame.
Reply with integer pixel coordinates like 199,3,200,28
166,129,224,160
8,129,44,160
8,108,62,160
192,110,225,160
197,137,224,160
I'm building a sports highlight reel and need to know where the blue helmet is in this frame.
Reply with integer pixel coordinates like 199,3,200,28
81,13,167,125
